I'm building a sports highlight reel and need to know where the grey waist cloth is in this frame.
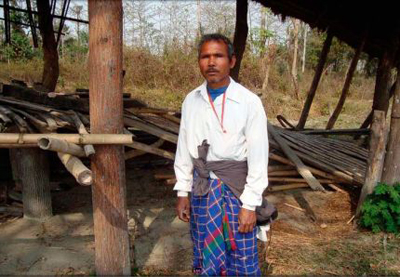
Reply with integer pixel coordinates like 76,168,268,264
192,140,277,225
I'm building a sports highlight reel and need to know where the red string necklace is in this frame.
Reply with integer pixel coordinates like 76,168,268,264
207,90,227,133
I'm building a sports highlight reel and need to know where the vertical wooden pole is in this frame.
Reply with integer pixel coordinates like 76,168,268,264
88,1,131,275
4,0,11,44
371,48,395,113
26,0,38,48
11,148,53,220
231,0,249,82
356,111,387,217
296,31,333,130
326,33,366,129
381,70,400,185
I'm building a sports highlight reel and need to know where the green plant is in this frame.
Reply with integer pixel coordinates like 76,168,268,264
360,183,400,234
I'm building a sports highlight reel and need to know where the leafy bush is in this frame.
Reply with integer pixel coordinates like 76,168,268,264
360,183,400,234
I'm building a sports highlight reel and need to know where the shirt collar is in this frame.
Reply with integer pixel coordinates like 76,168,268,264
197,77,242,104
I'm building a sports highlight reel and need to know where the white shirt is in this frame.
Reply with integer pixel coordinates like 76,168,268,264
173,78,269,210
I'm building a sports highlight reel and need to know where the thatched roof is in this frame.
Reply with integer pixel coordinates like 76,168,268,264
254,0,400,63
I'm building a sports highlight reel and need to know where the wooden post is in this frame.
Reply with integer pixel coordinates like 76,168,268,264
88,1,131,275
37,0,59,91
326,33,366,129
296,31,333,130
371,48,395,113
3,0,11,44
231,0,248,81
25,0,38,48
356,111,387,217
381,70,400,185
12,148,53,220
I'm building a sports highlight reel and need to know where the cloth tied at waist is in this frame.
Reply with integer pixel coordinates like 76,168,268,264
193,139,278,225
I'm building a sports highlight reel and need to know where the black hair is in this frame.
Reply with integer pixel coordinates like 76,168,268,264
198,33,235,60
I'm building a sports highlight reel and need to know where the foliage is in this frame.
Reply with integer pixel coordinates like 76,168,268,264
0,32,38,61
360,183,400,234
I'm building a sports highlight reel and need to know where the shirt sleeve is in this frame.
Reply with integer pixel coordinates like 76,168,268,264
240,96,269,207
173,99,194,194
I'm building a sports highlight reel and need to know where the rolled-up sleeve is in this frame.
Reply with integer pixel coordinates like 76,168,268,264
173,99,194,194
240,97,269,207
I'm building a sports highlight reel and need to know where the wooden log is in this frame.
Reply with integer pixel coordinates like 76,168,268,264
0,144,37,148
154,173,175,180
326,32,366,129
381,69,400,185
296,31,333,130
0,133,133,145
18,148,53,220
58,152,92,186
38,137,86,157
268,122,325,191
88,0,131,274
293,191,317,221
356,111,387,217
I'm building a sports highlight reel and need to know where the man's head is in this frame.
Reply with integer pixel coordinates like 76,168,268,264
198,34,236,89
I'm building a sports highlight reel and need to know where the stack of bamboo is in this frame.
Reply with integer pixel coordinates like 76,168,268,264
0,82,369,191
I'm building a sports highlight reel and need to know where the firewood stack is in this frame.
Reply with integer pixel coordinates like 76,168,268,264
0,81,369,191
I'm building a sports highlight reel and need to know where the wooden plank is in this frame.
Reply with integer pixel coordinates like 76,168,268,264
268,122,325,191
125,140,175,160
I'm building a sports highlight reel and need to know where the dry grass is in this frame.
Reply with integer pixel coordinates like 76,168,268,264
260,190,400,275
0,48,375,126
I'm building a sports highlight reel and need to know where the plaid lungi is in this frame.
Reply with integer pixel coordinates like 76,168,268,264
190,178,261,276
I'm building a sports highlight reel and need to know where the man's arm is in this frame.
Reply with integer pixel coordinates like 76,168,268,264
238,96,269,232
173,100,193,222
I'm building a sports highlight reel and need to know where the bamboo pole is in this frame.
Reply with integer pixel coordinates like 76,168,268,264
38,137,86,157
58,152,92,186
0,133,133,145
268,183,309,192
69,111,95,156
356,111,387,217
268,122,325,191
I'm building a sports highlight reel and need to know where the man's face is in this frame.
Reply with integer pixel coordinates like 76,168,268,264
198,40,236,88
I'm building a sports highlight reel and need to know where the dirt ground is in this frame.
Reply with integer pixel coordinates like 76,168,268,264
0,155,399,275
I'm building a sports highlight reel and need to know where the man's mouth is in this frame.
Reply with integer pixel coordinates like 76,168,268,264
206,70,219,75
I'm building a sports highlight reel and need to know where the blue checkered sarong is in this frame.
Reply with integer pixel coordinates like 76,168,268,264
190,178,261,276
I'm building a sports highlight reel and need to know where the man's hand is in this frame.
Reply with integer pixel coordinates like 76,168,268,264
176,196,190,222
238,208,256,233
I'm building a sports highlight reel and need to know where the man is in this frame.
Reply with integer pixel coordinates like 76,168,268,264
174,33,270,275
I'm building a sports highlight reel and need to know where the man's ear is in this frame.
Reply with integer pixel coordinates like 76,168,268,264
230,55,237,69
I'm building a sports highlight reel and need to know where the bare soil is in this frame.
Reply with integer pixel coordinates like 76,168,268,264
0,156,399,275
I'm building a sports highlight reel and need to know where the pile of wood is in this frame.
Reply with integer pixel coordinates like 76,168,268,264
0,82,369,192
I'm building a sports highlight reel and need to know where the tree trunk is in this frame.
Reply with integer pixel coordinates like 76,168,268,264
231,0,248,82
296,31,333,130
356,111,387,217
196,0,202,39
290,19,300,99
301,23,307,73
11,148,53,220
88,0,131,275
381,69,400,185
326,34,366,129
37,0,59,92
261,44,277,92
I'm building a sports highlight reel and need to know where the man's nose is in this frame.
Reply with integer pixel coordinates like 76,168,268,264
208,56,216,66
